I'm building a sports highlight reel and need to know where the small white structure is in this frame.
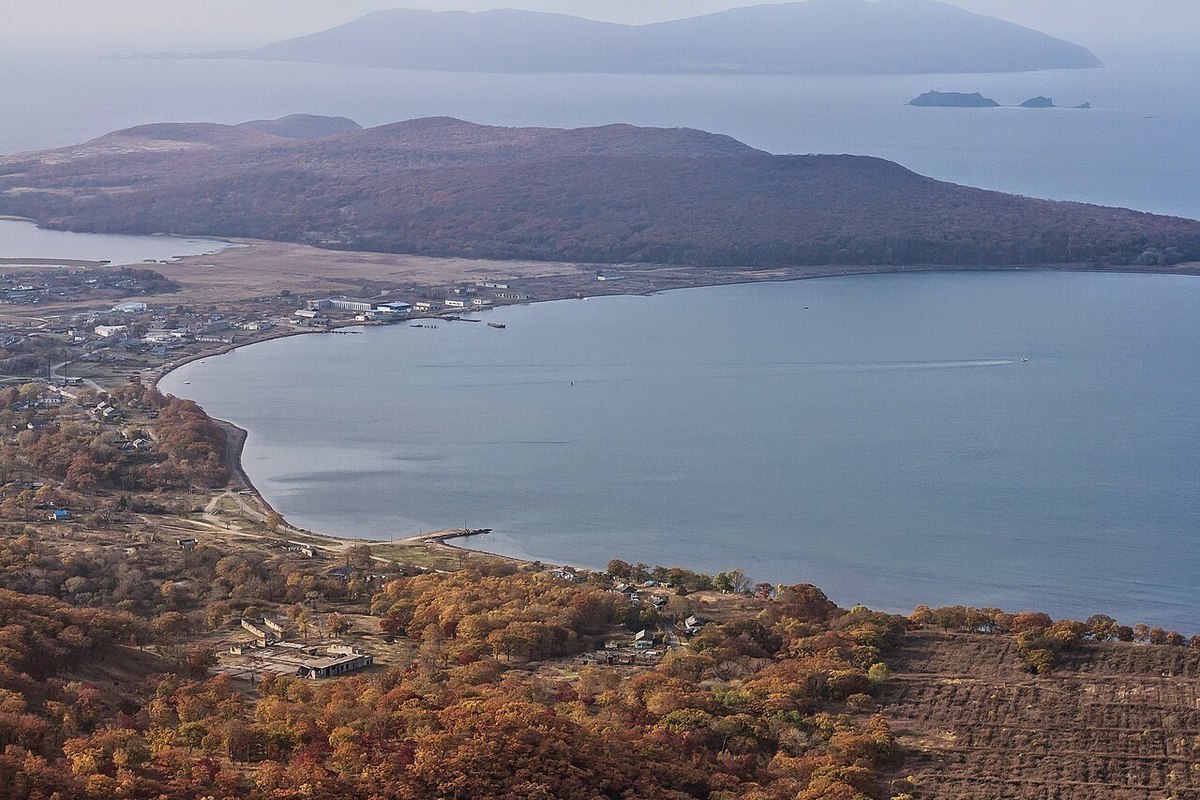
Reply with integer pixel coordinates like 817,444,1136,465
444,298,467,308
111,301,148,313
94,325,129,338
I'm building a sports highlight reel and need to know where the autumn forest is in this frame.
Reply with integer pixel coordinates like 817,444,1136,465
0,384,1198,799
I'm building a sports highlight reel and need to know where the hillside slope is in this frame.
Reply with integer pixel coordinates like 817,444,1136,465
1,117,1196,269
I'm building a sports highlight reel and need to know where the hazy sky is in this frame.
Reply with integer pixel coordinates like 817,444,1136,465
5,0,1197,57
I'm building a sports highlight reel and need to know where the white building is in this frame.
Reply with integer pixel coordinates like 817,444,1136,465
143,328,187,343
328,298,373,312
94,325,129,338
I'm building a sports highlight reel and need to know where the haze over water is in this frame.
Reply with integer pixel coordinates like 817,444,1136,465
1,56,1198,221
162,272,1200,630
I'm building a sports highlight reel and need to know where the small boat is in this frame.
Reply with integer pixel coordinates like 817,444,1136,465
1021,357,1029,363
488,322,506,329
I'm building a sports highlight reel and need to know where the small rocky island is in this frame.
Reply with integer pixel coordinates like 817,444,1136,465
911,92,1093,109
1019,97,1093,109
909,90,1000,107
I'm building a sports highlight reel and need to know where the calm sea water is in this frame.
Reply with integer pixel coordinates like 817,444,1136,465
0,55,1198,220
0,219,234,264
161,272,1200,630
9,54,1200,628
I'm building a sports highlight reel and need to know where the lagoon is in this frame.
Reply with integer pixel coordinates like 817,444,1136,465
160,271,1200,630
0,219,234,264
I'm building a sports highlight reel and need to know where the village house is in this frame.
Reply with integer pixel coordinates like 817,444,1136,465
293,309,329,326
143,328,188,343
295,646,374,679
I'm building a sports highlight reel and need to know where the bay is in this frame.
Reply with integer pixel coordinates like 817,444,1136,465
160,271,1200,631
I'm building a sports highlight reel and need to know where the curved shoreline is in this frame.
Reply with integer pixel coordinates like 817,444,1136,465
150,330,314,521
150,263,1200,567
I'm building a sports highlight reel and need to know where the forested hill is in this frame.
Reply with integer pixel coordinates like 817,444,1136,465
2,116,1198,269
213,0,1101,75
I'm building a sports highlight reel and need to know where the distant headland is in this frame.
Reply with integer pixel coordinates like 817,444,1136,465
181,0,1102,76
1,116,1194,271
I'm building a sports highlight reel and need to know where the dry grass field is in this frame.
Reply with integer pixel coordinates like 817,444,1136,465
139,239,591,305
881,629,1200,799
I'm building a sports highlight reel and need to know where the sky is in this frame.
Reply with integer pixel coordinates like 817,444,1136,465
5,0,1197,58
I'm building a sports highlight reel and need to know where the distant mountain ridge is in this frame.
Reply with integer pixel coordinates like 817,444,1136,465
2,116,1195,271
206,0,1102,75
